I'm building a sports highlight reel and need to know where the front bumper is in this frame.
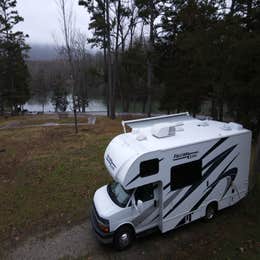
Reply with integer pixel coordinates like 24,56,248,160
90,205,114,244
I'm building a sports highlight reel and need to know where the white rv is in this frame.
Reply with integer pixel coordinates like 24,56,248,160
91,112,252,250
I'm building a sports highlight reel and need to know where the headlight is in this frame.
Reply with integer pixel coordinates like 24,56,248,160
93,204,110,233
98,222,109,233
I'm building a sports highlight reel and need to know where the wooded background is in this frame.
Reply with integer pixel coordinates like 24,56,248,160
0,0,259,135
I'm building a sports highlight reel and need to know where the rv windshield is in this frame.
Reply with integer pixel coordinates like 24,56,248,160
107,182,132,208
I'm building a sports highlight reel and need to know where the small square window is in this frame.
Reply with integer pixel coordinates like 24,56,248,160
140,159,159,177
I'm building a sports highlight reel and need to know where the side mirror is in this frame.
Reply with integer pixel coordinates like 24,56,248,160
137,200,143,210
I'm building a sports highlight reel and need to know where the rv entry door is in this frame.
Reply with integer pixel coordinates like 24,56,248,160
133,183,159,231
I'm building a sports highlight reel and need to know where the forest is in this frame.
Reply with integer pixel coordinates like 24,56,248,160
0,0,260,134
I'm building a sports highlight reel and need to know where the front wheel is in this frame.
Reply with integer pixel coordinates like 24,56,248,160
113,226,134,250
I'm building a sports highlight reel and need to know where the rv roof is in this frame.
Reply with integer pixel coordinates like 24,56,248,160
120,116,249,153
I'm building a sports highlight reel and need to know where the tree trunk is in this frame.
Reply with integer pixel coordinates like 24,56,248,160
142,98,146,114
229,0,236,16
103,47,109,117
110,0,122,120
219,100,224,121
122,97,130,113
211,97,217,119
251,131,260,191
147,61,152,117
102,2,109,118
246,0,253,30
105,0,114,120
146,0,155,117
60,0,78,133
0,102,3,116
133,98,136,112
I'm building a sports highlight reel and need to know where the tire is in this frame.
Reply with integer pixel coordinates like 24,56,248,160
113,225,134,251
205,203,217,221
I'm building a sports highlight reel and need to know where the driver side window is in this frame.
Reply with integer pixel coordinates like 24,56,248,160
135,184,154,202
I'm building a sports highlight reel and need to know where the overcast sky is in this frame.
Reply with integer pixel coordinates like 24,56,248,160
16,0,90,45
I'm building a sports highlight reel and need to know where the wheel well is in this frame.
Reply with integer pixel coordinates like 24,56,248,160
116,223,136,236
207,201,218,211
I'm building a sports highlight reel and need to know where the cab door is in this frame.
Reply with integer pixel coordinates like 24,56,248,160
132,183,159,232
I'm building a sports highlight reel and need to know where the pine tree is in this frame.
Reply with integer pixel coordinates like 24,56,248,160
0,0,30,114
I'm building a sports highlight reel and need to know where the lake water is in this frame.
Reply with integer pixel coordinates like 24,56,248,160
24,99,107,113
24,98,164,115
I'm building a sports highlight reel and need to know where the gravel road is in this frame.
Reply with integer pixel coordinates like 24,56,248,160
5,222,105,260
0,213,217,260
2,218,200,260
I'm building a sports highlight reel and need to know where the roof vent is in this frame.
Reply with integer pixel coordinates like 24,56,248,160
229,122,243,130
197,121,209,127
221,122,243,131
136,134,147,141
221,123,232,131
151,123,176,138
132,128,140,135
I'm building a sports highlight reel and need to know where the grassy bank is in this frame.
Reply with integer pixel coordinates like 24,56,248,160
0,116,122,242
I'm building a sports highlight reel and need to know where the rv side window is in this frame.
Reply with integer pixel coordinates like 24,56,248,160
135,184,154,202
171,160,202,190
140,159,159,177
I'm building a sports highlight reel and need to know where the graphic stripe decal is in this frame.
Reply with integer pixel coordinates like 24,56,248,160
206,154,238,191
126,158,164,186
132,204,158,227
190,154,239,212
147,189,182,225
202,142,234,171
163,138,228,192
163,189,182,209
201,137,228,160
149,214,159,224
163,144,237,219
128,138,227,187
126,174,141,186
163,183,171,190
176,159,238,227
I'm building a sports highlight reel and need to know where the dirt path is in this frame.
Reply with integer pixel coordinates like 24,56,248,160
3,218,202,260
2,208,256,260
5,222,105,260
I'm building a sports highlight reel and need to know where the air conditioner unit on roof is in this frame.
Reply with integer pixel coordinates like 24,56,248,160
151,123,176,138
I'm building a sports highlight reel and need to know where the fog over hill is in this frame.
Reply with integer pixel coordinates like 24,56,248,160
28,44,97,60
28,44,58,60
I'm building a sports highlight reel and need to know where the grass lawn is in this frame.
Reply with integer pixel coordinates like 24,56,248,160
0,115,123,242
0,115,259,259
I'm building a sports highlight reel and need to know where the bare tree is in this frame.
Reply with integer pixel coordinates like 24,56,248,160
55,0,78,133
79,0,141,119
73,32,89,112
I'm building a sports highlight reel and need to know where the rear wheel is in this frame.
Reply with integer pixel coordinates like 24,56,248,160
113,225,134,250
205,203,217,221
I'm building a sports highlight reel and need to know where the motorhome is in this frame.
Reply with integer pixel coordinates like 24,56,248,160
91,112,252,250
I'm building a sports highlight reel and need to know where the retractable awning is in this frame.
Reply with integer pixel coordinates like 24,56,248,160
121,112,191,133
